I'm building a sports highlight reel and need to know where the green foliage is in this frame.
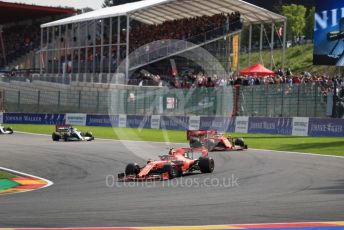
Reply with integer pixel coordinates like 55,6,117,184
282,4,307,39
305,6,315,39
239,44,338,75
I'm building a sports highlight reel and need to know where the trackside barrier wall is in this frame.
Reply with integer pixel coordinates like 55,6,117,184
2,113,344,137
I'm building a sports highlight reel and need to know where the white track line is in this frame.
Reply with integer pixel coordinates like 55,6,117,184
15,131,344,159
0,166,54,194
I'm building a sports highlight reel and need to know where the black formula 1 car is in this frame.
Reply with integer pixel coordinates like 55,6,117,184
118,147,214,181
0,124,13,134
52,125,94,141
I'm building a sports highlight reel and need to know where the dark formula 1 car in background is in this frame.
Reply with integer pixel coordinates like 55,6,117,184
0,124,13,134
118,147,214,181
187,130,247,151
52,125,94,141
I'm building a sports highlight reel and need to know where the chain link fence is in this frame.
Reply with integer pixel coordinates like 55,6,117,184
3,87,234,116
237,84,328,117
2,84,330,117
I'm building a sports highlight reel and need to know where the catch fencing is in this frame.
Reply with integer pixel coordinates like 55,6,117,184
1,83,329,118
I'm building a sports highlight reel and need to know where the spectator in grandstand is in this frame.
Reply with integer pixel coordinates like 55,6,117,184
129,12,242,52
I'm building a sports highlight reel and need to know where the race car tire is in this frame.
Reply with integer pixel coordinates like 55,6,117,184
234,138,245,148
125,163,140,176
162,163,177,179
199,157,215,173
52,132,61,141
64,133,70,141
189,138,202,148
5,127,13,134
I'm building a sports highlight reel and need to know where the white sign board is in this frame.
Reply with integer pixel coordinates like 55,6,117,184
65,113,87,126
0,112,3,124
292,117,309,136
188,116,200,130
118,114,127,128
151,115,161,129
235,116,249,133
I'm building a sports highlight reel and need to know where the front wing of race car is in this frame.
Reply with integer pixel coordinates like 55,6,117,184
117,172,170,181
0,127,14,134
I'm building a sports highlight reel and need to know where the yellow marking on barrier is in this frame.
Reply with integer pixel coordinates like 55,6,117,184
11,179,47,185
325,222,344,226
0,188,30,195
140,225,244,230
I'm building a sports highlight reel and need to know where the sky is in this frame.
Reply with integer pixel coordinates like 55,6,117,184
1,0,104,10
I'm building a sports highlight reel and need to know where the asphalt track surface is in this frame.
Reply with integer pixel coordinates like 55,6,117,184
1,133,344,228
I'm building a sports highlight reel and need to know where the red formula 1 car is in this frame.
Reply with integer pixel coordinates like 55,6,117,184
118,147,214,181
187,130,247,151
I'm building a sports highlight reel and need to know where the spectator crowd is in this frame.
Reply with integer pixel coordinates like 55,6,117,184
140,68,344,99
0,24,40,67
129,12,241,52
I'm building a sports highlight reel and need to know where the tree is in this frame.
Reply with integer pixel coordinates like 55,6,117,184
282,4,307,40
304,6,315,40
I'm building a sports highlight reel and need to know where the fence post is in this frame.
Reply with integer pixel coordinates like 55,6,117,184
17,90,20,111
251,86,254,116
314,85,317,117
281,84,284,117
78,91,81,111
58,91,61,110
332,80,337,118
297,85,300,116
265,85,269,117
37,90,41,112
143,88,146,115
96,91,100,113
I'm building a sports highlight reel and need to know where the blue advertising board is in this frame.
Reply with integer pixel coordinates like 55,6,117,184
160,116,189,130
314,0,344,65
126,115,151,129
4,113,65,124
248,117,293,135
86,114,119,127
308,118,344,137
200,117,235,133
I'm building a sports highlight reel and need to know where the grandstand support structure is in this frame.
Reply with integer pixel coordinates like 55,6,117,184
0,89,4,112
0,25,6,66
41,0,286,83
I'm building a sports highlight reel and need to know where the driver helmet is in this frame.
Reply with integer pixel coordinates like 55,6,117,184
168,148,176,155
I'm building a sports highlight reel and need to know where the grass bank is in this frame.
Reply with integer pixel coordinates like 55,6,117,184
7,124,344,156
240,44,339,75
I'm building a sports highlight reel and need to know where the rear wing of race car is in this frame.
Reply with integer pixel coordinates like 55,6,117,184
55,124,72,133
186,130,217,140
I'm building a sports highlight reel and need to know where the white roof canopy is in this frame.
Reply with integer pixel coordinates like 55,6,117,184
41,0,286,28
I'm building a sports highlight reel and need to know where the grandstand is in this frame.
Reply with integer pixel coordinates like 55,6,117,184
0,1,76,71
40,0,286,84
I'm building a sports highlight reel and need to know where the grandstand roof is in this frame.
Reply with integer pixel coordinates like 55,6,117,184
0,1,76,24
41,0,286,28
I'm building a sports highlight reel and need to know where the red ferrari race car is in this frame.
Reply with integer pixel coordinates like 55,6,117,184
187,130,247,151
118,147,214,181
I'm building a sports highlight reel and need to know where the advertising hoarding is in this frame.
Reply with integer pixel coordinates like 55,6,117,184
314,0,344,65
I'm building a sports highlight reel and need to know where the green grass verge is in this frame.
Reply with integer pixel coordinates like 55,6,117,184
240,44,338,75
8,124,344,156
0,170,16,179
